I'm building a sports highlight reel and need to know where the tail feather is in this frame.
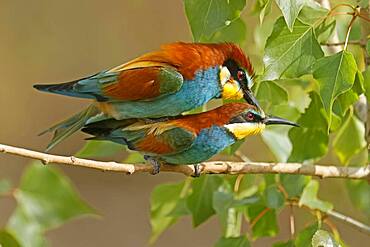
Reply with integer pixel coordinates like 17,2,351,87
41,105,101,152
33,79,96,99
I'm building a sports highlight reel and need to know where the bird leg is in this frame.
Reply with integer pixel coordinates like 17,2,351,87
144,155,161,175
192,164,201,177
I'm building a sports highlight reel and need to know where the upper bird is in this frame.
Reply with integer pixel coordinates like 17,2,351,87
82,102,298,176
34,42,260,150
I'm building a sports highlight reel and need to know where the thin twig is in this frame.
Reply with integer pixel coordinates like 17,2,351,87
321,41,365,47
0,143,369,179
250,208,270,229
326,210,370,235
289,204,295,239
290,200,370,235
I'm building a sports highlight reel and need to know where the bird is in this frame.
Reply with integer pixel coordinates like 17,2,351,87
34,42,261,150
81,102,298,176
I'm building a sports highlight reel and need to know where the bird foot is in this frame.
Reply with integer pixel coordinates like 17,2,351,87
144,155,161,175
191,164,201,177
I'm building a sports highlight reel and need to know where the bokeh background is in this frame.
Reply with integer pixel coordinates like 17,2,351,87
0,0,368,246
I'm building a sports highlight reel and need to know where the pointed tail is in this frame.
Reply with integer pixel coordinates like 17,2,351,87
33,79,97,99
40,104,101,151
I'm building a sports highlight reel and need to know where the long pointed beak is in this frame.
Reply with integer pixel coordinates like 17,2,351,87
244,90,263,113
263,116,299,127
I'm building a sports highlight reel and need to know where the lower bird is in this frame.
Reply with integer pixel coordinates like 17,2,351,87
82,103,298,176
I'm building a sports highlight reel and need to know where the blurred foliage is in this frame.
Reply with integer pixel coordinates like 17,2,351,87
1,0,370,246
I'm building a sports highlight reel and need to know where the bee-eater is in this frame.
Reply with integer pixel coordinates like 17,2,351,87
34,42,260,150
82,103,298,176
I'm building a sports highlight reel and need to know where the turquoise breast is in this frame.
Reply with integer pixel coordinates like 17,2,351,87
107,67,221,119
160,125,236,165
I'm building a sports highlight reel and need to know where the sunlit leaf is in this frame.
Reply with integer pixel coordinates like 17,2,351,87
333,111,366,165
263,17,323,80
187,176,222,227
363,66,370,102
298,3,328,26
215,236,250,247
312,230,339,247
150,181,187,243
275,0,306,31
299,180,333,212
184,0,246,41
313,51,357,127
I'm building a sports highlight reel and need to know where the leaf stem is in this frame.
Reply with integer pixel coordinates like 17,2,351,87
249,207,270,229
343,7,360,51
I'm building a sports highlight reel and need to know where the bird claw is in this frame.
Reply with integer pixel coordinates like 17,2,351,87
191,164,201,177
144,155,161,175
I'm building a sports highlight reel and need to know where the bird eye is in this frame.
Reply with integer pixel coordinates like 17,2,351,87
246,112,254,121
237,70,246,81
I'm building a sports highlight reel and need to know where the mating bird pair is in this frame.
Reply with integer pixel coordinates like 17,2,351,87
34,42,297,175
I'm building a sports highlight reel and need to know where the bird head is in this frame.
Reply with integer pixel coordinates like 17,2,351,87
218,45,262,111
224,106,299,140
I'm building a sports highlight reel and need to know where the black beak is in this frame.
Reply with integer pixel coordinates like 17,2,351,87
263,116,299,127
244,89,263,112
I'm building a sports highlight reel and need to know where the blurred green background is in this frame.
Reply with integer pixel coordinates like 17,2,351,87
0,0,368,246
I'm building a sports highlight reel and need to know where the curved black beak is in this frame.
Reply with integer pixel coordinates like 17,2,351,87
263,116,299,127
244,90,263,112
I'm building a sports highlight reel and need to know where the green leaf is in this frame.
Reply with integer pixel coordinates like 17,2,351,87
273,240,295,247
150,181,187,243
247,205,278,239
215,236,250,247
312,230,339,247
313,51,357,127
124,151,145,163
252,0,272,23
264,185,285,209
202,18,247,45
263,17,323,80
7,208,47,247
0,230,20,247
295,224,318,247
184,0,246,41
333,111,366,165
7,162,95,246
76,140,122,158
363,66,370,102
275,0,306,31
298,3,328,26
280,174,311,198
346,180,370,218
299,180,333,212
0,179,12,196
255,80,288,111
187,176,222,227
213,190,235,236
289,92,329,162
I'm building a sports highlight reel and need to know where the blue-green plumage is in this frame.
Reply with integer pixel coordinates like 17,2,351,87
104,67,221,119
159,126,235,164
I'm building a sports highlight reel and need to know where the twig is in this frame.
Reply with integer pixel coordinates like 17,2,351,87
326,210,370,235
289,204,295,239
321,41,365,47
0,143,369,179
250,207,270,229
290,200,370,235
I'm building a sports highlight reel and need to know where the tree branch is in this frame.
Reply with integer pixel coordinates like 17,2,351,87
1,143,369,179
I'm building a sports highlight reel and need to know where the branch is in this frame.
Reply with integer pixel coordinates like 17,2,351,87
1,144,369,179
